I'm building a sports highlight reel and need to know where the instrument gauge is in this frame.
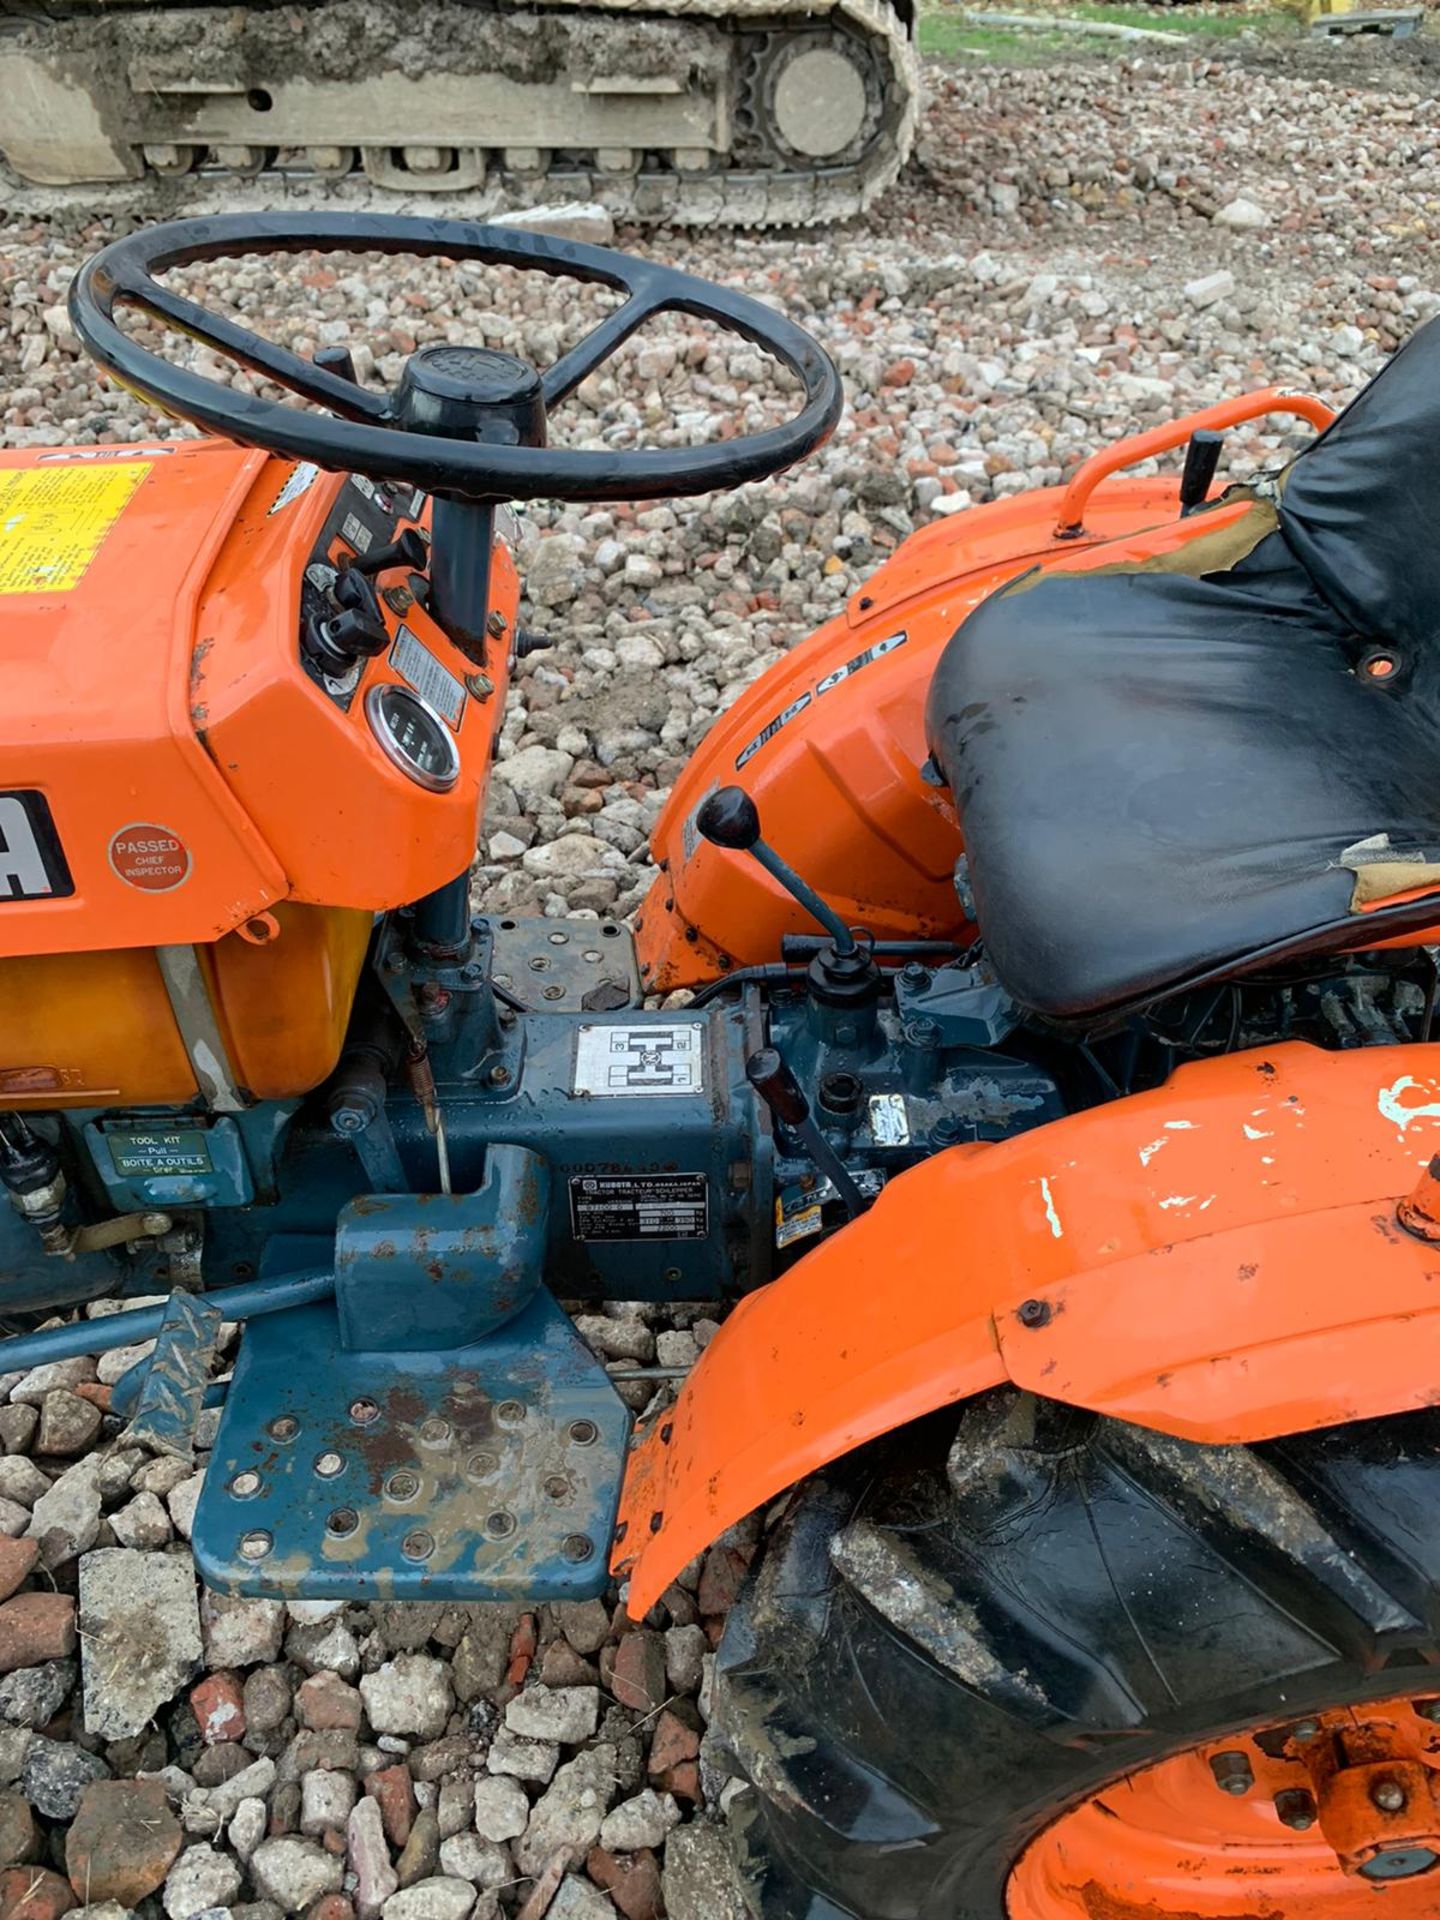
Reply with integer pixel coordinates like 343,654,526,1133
366,683,460,793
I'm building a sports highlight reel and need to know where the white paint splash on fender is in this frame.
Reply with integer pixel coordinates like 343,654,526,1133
1039,1176,1063,1239
1378,1075,1440,1137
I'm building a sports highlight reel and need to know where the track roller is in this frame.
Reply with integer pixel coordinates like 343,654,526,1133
142,143,199,176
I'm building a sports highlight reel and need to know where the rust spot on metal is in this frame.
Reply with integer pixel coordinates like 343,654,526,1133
190,635,214,693
1077,1884,1282,1920
446,1374,498,1447
348,1384,432,1491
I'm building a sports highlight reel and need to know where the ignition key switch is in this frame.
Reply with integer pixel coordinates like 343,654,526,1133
303,567,391,677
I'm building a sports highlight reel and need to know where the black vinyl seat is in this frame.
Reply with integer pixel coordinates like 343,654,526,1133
925,319,1440,1021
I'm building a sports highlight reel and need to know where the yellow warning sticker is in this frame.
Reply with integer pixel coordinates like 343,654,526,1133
0,462,151,596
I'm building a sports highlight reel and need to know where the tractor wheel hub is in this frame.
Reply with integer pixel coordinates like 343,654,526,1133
1297,1717,1440,1881
1008,1691,1440,1918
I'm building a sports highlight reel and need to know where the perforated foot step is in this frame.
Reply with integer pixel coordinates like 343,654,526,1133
192,1292,629,1601
487,914,639,1014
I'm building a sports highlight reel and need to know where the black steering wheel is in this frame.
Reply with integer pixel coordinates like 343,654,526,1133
68,212,843,503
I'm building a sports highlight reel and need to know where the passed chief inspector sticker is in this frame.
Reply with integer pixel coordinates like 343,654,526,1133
0,463,150,595
108,823,192,893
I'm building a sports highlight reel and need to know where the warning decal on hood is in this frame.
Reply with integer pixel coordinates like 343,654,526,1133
0,463,150,595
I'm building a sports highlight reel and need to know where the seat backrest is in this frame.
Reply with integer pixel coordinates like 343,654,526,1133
1281,317,1440,659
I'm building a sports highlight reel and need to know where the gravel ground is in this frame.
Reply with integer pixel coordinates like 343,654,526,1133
2,29,1438,1920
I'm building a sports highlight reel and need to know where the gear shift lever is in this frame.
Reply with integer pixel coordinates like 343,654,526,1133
696,787,856,954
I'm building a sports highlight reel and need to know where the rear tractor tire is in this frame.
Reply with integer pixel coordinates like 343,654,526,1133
713,1390,1440,1919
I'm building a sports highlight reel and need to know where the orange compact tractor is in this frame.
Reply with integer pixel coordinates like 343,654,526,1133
7,212,1440,1918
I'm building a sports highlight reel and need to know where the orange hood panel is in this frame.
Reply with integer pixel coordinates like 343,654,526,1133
1,441,289,954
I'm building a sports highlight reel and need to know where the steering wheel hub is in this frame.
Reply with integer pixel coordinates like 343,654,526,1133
396,344,547,445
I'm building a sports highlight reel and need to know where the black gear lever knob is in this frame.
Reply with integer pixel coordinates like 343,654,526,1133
745,1047,810,1129
696,787,761,851
696,785,856,956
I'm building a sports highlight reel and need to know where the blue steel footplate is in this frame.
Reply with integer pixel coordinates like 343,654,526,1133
193,1290,630,1602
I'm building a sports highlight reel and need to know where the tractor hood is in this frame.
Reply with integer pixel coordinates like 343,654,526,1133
1,441,287,953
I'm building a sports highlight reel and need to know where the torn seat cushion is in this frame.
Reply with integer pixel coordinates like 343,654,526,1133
1282,320,1440,658
925,511,1440,1020
925,317,1440,1020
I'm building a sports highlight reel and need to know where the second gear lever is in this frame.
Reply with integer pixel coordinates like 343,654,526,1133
346,527,429,578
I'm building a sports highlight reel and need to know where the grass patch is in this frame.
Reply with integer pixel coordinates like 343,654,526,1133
918,13,1073,54
1061,1,1279,33
918,0,1297,59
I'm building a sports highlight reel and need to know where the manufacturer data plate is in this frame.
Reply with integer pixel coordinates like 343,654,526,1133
572,1024,704,1098
391,624,466,729
569,1172,709,1242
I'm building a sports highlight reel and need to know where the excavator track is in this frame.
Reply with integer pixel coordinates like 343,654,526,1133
0,0,919,227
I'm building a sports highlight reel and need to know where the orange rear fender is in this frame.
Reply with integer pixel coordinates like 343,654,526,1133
614,1040,1440,1616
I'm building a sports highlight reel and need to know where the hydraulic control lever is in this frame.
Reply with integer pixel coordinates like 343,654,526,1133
696,787,856,955
746,1048,867,1220
346,527,429,578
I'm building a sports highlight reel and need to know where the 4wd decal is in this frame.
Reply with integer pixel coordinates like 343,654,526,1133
736,693,811,771
817,630,908,694
732,634,909,773
0,792,73,902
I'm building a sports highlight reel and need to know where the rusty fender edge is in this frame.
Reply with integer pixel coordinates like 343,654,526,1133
613,1040,1440,1617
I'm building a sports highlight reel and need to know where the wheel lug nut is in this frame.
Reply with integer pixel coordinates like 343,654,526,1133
1275,1788,1317,1831
1372,1778,1408,1814
1210,1750,1255,1797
